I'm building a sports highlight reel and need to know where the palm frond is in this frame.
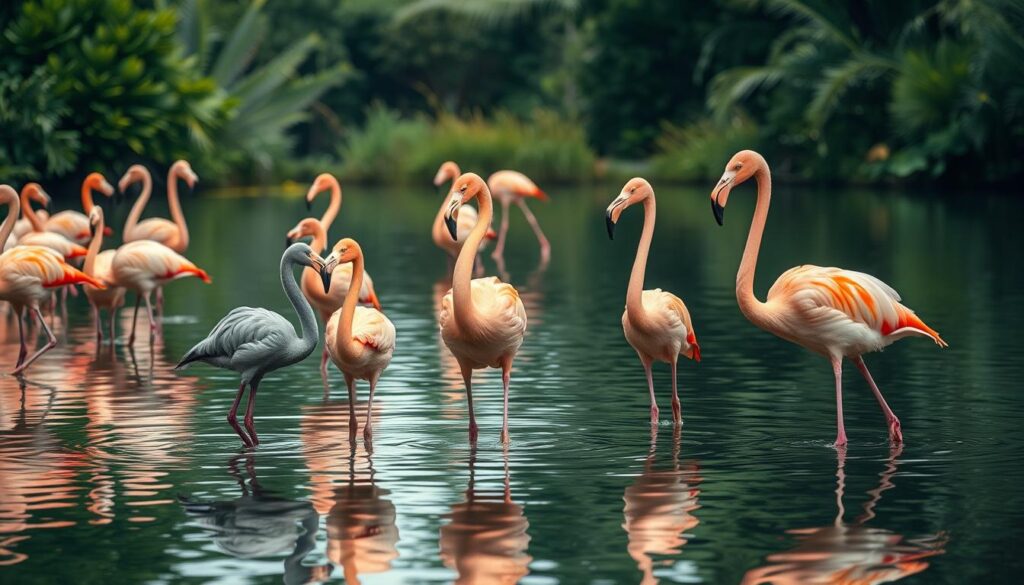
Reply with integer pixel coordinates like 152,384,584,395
764,0,859,52
807,54,896,129
209,0,267,87
394,0,577,25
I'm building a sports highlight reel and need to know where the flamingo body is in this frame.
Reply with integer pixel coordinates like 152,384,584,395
84,250,124,309
16,231,87,260
623,290,700,364
439,277,526,369
111,240,211,293
487,171,547,201
121,161,194,253
44,211,90,244
0,246,102,304
125,219,186,252
486,170,549,262
325,306,395,380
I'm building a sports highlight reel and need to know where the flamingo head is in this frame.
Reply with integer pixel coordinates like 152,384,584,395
444,173,487,241
306,173,339,212
118,164,150,195
284,218,324,249
0,185,18,207
433,161,461,187
287,242,332,294
605,177,653,240
22,183,52,212
88,206,105,238
172,160,199,189
323,238,363,292
85,172,115,198
712,150,764,226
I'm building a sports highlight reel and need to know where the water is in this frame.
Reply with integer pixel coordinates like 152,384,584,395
1,184,1022,584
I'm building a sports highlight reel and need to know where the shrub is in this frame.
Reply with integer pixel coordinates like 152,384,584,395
649,116,761,182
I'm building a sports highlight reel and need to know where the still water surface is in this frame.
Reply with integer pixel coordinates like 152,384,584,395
1,184,1022,583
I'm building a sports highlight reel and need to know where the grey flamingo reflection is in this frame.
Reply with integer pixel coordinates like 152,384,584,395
180,454,331,584
439,445,532,585
742,445,948,584
622,426,702,585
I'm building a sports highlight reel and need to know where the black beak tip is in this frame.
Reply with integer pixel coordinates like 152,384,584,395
605,213,615,240
305,199,312,212
712,200,725,226
445,215,458,241
320,267,332,294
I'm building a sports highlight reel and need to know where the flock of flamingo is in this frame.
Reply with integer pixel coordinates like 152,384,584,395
0,150,946,448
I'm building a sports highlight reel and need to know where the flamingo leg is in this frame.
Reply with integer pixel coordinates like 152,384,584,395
832,356,848,447
643,358,658,424
155,286,164,316
227,381,254,448
854,356,903,443
15,308,27,369
109,309,116,342
243,377,261,446
500,361,511,443
515,197,550,263
670,358,681,425
344,373,358,441
128,294,141,345
320,347,329,378
93,305,102,342
460,361,478,441
12,307,57,374
491,195,511,259
365,374,377,443
143,292,158,341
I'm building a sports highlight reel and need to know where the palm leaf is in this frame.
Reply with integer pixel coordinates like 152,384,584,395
209,0,267,87
807,54,896,129
764,0,859,52
394,0,578,25
230,33,320,113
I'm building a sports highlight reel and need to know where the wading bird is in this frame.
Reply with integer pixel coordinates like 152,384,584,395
0,185,105,373
710,150,946,446
286,218,381,375
432,161,496,265
305,172,342,231
175,243,331,447
121,161,195,252
12,187,48,240
111,240,211,345
323,238,395,443
45,172,115,244
606,178,700,425
17,183,88,261
83,207,126,341
440,173,527,442
488,170,549,263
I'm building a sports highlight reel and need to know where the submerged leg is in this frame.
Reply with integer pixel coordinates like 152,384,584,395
15,308,27,369
491,196,511,259
854,356,903,443
345,373,358,441
109,309,116,342
832,356,847,447
643,357,658,424
670,358,681,425
320,347,329,378
365,374,378,442
243,377,261,446
515,198,550,263
128,294,142,345
93,304,103,342
228,381,254,448
143,292,158,341
12,307,57,374
501,359,512,443
460,361,478,441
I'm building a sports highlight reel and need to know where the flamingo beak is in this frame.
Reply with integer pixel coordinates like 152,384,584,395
445,194,463,241
711,171,734,227
316,255,333,294
712,198,725,226
285,236,292,249
605,194,628,240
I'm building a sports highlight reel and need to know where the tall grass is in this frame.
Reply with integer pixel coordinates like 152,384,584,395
338,106,596,183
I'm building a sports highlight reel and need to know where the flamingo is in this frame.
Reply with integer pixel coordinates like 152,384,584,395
121,160,194,252
111,240,212,345
16,183,89,261
0,185,106,373
323,238,396,443
487,170,549,263
285,218,381,375
11,189,48,240
606,178,701,425
175,243,331,447
44,172,115,244
432,161,496,266
83,207,126,342
439,173,527,441
710,150,947,445
304,172,342,231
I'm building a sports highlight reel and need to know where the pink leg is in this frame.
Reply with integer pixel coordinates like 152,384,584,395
670,358,681,425
143,292,158,341
854,356,903,443
128,294,141,345
227,381,254,448
515,198,550,263
93,305,103,342
500,360,511,443
320,347,329,378
345,373,358,442
243,377,261,446
12,307,57,374
365,374,378,444
15,308,27,369
491,196,511,259
832,356,847,447
643,358,658,424
460,361,478,441
156,286,164,316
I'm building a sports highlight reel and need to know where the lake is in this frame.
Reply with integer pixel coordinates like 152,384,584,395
1,183,1021,584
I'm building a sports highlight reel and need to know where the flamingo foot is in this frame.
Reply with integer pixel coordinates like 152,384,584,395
671,398,681,424
833,433,848,448
888,417,903,443
650,405,660,425
244,415,259,446
227,414,254,448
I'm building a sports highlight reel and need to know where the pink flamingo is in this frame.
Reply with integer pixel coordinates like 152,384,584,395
121,161,194,252
439,173,527,442
11,190,48,240
606,178,700,425
44,173,115,244
305,172,343,231
286,218,382,375
487,170,549,262
433,161,496,266
710,150,947,445
111,240,211,345
323,238,396,443
0,185,106,373
16,183,89,261
83,207,126,341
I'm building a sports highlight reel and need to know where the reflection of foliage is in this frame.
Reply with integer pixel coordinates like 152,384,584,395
0,0,226,181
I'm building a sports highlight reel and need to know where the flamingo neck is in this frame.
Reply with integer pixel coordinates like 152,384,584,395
282,253,319,353
336,254,365,354
85,216,104,277
452,189,491,330
167,167,190,249
626,196,655,328
1,190,19,245
81,183,96,214
736,168,772,326
21,189,45,233
310,222,327,254
320,180,342,232
432,192,450,247
124,169,153,238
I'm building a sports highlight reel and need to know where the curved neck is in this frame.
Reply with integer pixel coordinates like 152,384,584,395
167,167,190,249
320,181,342,232
453,190,492,330
124,170,153,237
81,183,97,214
1,192,19,244
737,169,772,323
85,216,104,276
21,190,45,233
626,196,656,327
282,254,320,352
336,254,365,353
432,193,450,245
309,223,327,254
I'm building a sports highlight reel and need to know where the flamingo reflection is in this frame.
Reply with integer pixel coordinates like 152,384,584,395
742,445,947,584
439,446,531,584
622,426,702,585
180,454,331,584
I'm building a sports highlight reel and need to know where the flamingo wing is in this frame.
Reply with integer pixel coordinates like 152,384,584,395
128,218,180,248
352,306,397,353
45,212,88,243
487,170,547,200
650,289,701,361
177,307,292,370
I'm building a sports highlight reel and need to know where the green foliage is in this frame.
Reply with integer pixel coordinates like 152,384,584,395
0,0,227,181
650,116,762,182
338,106,596,184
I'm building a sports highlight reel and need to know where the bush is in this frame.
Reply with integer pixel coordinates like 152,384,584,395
649,116,761,182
